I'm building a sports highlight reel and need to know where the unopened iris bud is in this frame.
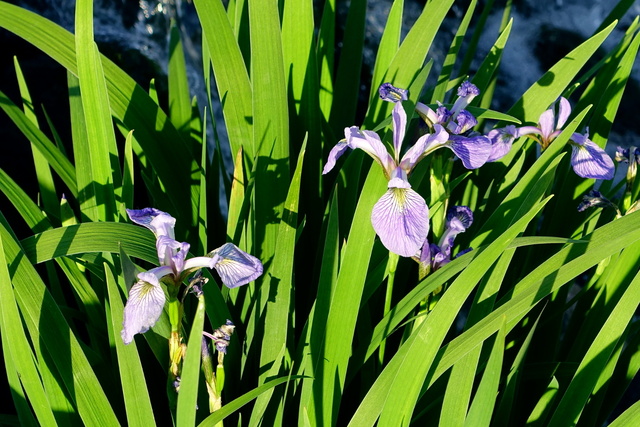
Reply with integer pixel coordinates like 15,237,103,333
577,190,620,217
451,81,480,116
379,83,408,103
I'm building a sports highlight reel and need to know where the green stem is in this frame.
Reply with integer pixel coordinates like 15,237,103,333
379,252,399,366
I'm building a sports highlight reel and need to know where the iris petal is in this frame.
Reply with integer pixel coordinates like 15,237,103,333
121,272,166,344
392,103,407,159
449,135,492,169
210,243,264,288
323,140,350,174
570,136,614,180
126,208,176,239
371,187,429,257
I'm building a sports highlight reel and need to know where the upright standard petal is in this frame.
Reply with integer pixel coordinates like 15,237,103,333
370,185,429,257
448,135,492,169
156,236,190,274
400,124,450,171
556,97,571,129
392,102,407,160
126,208,176,239
447,110,477,135
569,133,614,180
209,243,264,288
121,272,166,344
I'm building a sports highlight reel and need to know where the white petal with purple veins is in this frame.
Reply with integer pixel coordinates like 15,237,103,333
121,272,166,344
210,243,264,288
371,187,429,257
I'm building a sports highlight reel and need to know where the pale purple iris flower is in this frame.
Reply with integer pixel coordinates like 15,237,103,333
518,97,572,149
500,98,614,179
324,87,451,256
324,83,494,256
416,206,474,273
121,208,263,344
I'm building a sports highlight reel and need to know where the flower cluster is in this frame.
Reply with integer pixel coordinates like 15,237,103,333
121,208,263,344
324,82,491,257
323,83,615,259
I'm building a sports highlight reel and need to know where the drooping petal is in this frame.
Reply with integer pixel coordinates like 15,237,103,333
569,133,615,180
346,127,396,176
392,102,407,160
370,187,429,257
126,208,176,239
209,243,263,288
448,135,492,169
121,272,166,344
379,83,408,102
487,125,518,162
323,140,350,174
556,97,572,129
400,124,449,171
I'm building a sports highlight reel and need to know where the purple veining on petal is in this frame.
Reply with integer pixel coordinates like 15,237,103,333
448,135,492,169
371,187,429,257
569,133,614,180
210,243,264,288
121,272,166,344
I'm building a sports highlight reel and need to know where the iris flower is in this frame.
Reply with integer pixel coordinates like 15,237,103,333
489,98,614,179
518,97,572,149
323,83,494,256
324,101,446,256
121,208,263,344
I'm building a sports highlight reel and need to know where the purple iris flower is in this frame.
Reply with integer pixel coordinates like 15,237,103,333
121,208,263,344
518,97,572,149
324,83,494,255
324,101,446,256
416,206,474,273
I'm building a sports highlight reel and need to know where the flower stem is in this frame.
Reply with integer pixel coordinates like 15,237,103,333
379,252,399,366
